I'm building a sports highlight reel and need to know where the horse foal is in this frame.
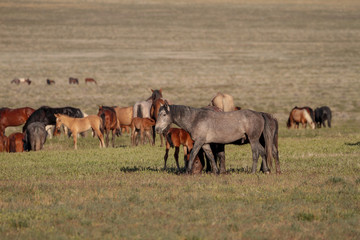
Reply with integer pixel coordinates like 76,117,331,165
164,128,194,171
131,117,155,146
55,114,104,150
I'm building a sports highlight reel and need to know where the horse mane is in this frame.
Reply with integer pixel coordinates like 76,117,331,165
302,110,314,127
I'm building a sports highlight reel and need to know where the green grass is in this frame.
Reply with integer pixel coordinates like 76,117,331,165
1,124,359,239
1,0,360,239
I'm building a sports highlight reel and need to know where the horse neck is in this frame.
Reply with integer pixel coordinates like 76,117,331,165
170,105,198,134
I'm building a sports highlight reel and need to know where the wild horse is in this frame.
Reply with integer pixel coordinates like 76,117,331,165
23,106,84,133
0,107,35,135
155,102,280,174
97,106,121,147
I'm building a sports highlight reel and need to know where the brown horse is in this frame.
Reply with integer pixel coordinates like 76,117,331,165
85,78,97,84
11,78,31,85
113,106,133,133
131,117,156,146
69,77,79,84
97,106,121,147
55,113,105,150
7,132,24,152
164,128,194,171
46,79,55,85
0,135,8,152
0,107,35,135
209,92,239,112
287,107,315,129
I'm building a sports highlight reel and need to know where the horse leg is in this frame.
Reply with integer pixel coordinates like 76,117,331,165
186,141,204,174
111,130,115,148
183,146,188,169
174,146,181,172
216,144,226,174
249,140,261,173
201,143,219,174
164,148,169,170
105,129,110,147
73,133,78,150
94,128,105,148
146,130,153,146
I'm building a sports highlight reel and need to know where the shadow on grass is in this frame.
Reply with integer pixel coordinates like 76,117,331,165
345,142,360,146
118,166,253,175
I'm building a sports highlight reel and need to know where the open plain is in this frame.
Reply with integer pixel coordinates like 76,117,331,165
0,0,359,239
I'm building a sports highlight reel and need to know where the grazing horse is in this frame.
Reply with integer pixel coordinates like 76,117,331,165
85,78,97,84
11,78,31,85
155,102,277,174
209,92,239,112
113,106,133,133
315,106,332,128
130,117,156,146
7,132,24,152
97,106,121,147
164,128,194,171
69,77,79,84
22,106,84,133
24,122,47,151
287,107,315,129
0,107,35,135
0,135,8,152
46,79,55,85
55,114,105,150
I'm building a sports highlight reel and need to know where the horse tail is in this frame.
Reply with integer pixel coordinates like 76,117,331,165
100,113,105,135
166,132,174,148
262,113,273,172
303,110,315,129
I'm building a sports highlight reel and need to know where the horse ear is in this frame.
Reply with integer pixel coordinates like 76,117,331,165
159,88,162,94
151,89,154,93
54,113,59,118
164,100,170,112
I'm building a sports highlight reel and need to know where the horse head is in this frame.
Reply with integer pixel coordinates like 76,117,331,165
155,100,171,134
54,113,63,130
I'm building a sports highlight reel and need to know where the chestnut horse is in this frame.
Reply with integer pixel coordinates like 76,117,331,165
85,78,97,84
7,132,24,152
69,77,79,84
164,128,194,172
130,117,156,146
113,106,133,133
0,107,35,135
97,106,121,147
287,107,315,129
55,114,105,150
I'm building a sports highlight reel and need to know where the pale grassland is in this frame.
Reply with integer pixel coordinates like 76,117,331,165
0,0,359,239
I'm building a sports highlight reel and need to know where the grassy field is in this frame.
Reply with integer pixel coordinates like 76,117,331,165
0,0,359,239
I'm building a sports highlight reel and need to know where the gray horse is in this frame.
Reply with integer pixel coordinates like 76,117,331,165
24,122,48,151
155,102,280,174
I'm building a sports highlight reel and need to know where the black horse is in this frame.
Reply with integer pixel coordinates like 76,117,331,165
315,106,332,128
155,102,280,174
24,122,47,151
23,106,84,132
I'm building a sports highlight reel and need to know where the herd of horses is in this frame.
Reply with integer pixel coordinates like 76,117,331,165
287,106,332,129
11,77,98,85
0,89,332,175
